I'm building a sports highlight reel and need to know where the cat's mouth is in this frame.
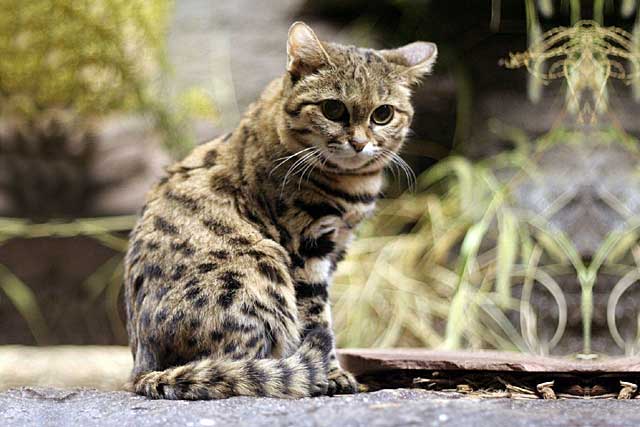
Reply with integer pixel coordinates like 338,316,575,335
321,142,379,171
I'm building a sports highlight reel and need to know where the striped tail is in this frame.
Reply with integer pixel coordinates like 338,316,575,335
130,327,333,400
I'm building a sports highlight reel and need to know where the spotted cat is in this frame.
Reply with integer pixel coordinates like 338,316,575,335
124,22,437,399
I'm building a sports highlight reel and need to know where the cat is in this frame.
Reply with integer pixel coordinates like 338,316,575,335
124,21,437,399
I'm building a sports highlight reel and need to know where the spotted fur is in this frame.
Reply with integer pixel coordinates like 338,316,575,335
124,22,437,400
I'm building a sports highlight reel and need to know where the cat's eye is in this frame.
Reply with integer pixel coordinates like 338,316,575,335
371,105,394,125
321,100,347,121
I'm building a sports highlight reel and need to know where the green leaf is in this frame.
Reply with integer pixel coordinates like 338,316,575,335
0,263,49,343
496,209,519,307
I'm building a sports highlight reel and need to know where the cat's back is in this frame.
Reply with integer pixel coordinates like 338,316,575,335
124,132,262,285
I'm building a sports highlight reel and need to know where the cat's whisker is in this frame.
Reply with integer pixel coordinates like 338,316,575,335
280,149,320,196
282,150,318,185
273,146,316,164
381,149,415,192
379,149,400,182
300,151,324,186
297,152,322,190
380,151,399,182
298,154,318,185
392,157,413,192
269,146,317,178
320,152,330,169
391,151,416,192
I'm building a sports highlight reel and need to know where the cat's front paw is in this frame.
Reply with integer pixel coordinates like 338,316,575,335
326,368,359,396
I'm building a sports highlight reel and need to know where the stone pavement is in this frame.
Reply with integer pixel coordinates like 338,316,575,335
1,387,639,427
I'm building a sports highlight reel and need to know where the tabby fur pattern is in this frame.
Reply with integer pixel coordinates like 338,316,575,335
124,22,437,399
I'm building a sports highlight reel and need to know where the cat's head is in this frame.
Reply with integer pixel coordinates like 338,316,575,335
280,22,437,174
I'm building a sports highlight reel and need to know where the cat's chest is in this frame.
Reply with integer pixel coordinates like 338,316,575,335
304,202,374,243
291,202,376,283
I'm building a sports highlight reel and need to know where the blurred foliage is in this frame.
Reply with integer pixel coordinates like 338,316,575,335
0,262,49,343
504,20,640,123
0,216,134,344
332,124,640,355
0,0,206,156
179,87,220,123
0,0,170,115
333,125,568,354
0,0,169,116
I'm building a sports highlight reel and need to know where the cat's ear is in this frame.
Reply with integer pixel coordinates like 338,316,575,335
380,42,438,84
287,21,333,78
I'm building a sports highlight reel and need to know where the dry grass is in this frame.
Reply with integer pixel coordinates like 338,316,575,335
332,136,559,352
332,126,640,355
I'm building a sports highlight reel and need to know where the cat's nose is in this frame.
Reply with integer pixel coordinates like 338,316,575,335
349,137,368,152
350,127,369,152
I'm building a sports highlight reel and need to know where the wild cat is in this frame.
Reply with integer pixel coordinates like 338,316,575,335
124,22,437,399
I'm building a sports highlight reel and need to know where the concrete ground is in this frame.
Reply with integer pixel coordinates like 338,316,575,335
4,347,640,426
1,387,640,427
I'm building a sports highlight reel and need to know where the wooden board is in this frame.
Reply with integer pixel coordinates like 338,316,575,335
338,349,640,375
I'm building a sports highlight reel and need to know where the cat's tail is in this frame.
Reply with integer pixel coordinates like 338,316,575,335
129,327,333,400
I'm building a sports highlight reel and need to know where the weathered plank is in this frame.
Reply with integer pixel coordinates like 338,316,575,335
338,349,640,375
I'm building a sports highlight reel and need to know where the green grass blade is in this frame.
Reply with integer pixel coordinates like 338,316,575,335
0,263,49,344
496,209,519,307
